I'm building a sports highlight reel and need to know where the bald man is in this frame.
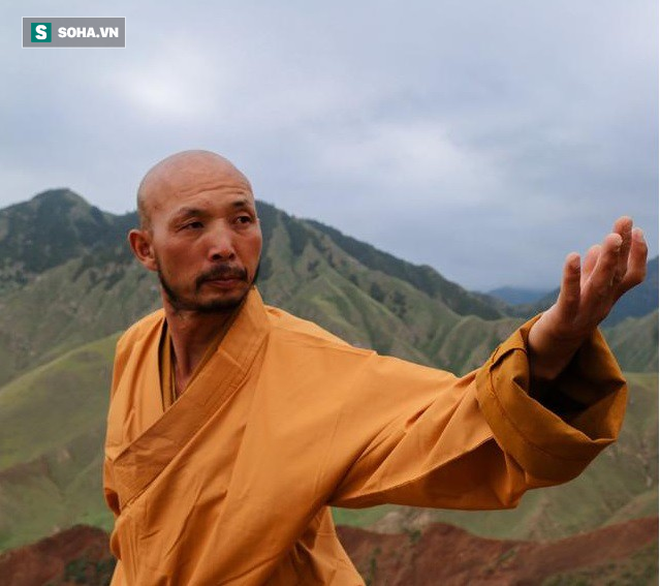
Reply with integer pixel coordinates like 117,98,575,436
103,150,647,585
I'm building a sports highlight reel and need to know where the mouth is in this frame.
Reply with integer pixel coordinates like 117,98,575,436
196,267,248,291
203,277,243,290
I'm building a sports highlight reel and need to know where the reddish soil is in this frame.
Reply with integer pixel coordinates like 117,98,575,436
0,518,657,585
0,525,114,586
338,517,659,585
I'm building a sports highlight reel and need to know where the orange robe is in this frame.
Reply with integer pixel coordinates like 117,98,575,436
104,288,627,585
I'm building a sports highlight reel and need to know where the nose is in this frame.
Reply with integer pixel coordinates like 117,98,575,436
207,225,236,261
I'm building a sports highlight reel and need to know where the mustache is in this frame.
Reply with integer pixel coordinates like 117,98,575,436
195,265,248,288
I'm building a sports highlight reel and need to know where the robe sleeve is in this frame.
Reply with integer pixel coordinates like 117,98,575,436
104,332,134,517
109,561,126,586
104,335,134,585
327,317,627,510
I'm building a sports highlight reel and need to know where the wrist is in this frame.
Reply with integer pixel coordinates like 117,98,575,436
528,318,584,381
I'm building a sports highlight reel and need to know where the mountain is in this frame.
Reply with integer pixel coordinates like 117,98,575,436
0,189,657,561
0,192,522,389
604,311,659,373
304,219,505,320
486,286,551,305
0,189,136,295
0,251,159,387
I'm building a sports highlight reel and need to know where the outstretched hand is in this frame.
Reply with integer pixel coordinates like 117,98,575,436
527,217,648,381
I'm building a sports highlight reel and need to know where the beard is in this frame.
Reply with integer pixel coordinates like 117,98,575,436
157,261,256,314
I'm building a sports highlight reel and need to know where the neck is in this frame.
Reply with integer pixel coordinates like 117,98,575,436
163,299,238,384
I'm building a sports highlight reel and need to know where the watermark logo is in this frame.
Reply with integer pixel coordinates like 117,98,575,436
31,23,51,43
23,17,125,48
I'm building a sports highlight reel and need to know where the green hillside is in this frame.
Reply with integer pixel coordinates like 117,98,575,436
0,254,159,386
0,189,136,294
305,219,506,320
0,335,118,550
604,311,659,373
0,195,519,387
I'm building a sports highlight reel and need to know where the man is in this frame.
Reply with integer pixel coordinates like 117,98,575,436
104,150,647,585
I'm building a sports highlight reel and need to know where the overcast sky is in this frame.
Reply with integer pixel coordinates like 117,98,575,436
3,1,657,291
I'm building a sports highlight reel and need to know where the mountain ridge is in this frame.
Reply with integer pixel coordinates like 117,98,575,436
0,189,137,294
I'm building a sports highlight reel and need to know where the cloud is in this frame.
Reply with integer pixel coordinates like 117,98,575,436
1,0,656,289
310,120,501,207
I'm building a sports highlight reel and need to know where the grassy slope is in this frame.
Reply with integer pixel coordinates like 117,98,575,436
0,335,118,550
0,256,160,387
604,310,659,373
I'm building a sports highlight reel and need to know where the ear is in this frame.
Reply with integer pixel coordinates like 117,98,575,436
128,229,158,272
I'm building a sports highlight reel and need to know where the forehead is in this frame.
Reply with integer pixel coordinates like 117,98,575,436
142,154,255,219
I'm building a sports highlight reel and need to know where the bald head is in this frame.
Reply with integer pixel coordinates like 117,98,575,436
129,149,262,316
137,150,253,230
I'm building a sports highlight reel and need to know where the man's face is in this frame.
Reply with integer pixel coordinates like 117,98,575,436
140,162,262,314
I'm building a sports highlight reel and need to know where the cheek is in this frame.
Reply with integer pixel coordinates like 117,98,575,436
157,245,197,273
240,234,262,265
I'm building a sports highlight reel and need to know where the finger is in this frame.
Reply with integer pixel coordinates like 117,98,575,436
612,216,633,283
617,227,648,296
588,232,622,297
556,253,581,319
582,244,601,284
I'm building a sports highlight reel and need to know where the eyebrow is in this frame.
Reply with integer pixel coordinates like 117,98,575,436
230,198,254,210
170,199,255,223
170,207,208,223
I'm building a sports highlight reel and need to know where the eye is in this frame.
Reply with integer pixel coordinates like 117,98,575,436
182,220,204,230
235,215,254,226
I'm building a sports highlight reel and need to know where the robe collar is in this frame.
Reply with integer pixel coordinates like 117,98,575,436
173,285,271,408
111,286,270,509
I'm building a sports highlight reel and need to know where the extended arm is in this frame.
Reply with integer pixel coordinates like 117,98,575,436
328,218,645,510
